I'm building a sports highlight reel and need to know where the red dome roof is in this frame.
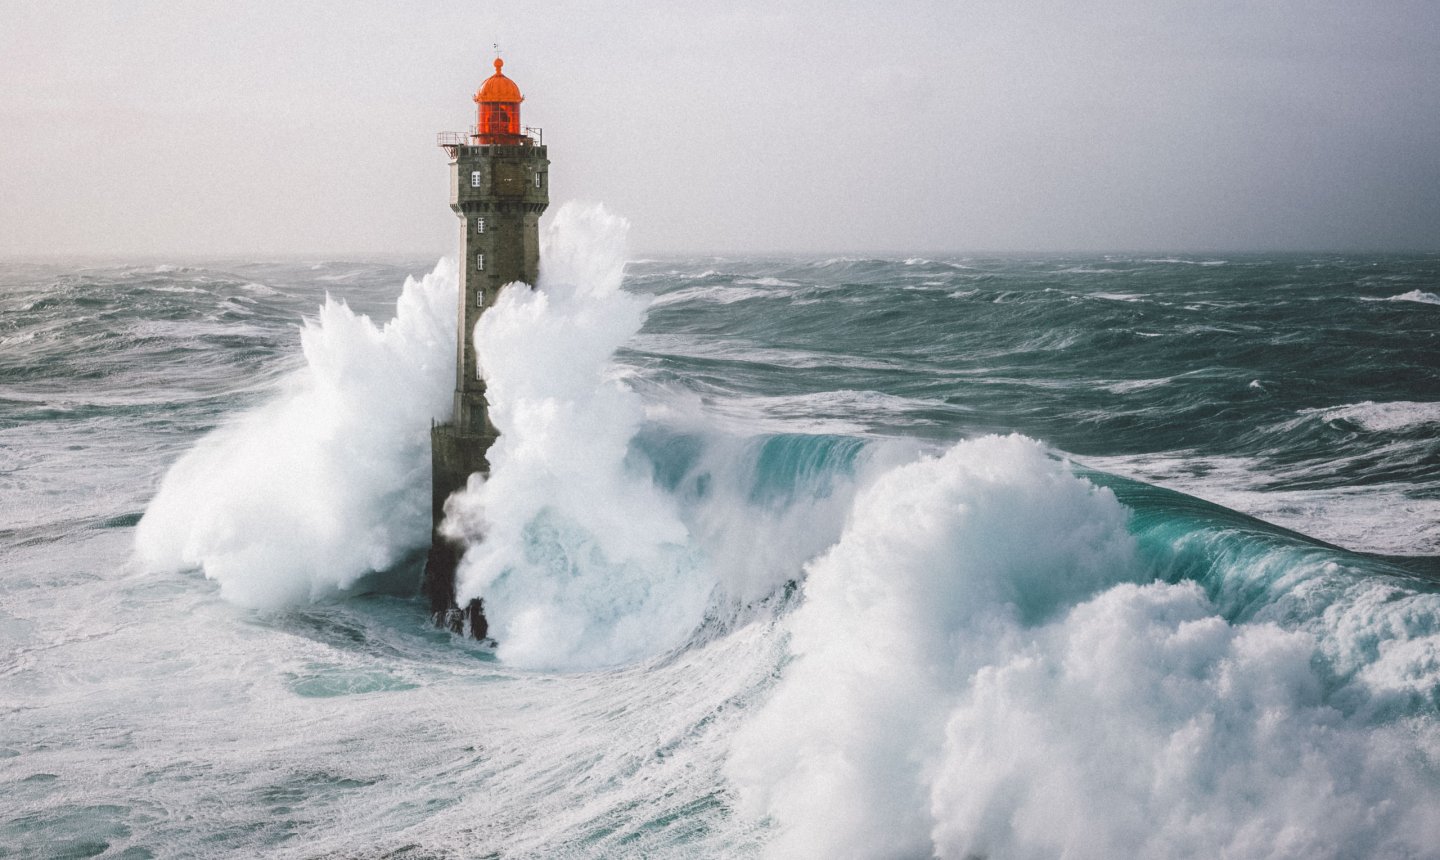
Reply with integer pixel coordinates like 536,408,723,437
475,58,522,103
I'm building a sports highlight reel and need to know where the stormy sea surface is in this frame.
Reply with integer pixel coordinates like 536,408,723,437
3,205,1440,858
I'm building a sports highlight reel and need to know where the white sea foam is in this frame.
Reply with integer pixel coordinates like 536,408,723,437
733,277,802,288
1057,266,1124,275
648,285,772,307
1372,289,1440,306
1301,400,1440,432
1141,258,1229,266
135,260,458,607
728,434,1440,858
1105,376,1172,393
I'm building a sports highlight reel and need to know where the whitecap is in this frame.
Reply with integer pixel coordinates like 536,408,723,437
733,277,802,288
136,259,458,608
1300,400,1440,433
1105,377,1172,393
1387,290,1440,306
648,285,773,307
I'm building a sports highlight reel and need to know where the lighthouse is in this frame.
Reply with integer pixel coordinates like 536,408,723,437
424,57,549,637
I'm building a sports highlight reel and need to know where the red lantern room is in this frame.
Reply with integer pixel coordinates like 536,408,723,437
473,58,525,144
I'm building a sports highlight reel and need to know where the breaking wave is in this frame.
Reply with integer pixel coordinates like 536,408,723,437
131,210,1440,856
1298,399,1440,433
728,440,1440,858
134,261,457,607
1383,289,1440,306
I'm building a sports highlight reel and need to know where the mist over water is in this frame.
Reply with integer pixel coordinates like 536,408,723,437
4,223,1440,856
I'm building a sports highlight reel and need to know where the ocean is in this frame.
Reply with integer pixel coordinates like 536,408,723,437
3,203,1439,858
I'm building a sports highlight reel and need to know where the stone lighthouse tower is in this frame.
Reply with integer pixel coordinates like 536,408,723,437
424,57,549,637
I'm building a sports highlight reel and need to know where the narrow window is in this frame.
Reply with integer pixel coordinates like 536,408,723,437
470,171,481,188
476,253,485,271
476,292,483,308
534,172,542,188
475,218,486,234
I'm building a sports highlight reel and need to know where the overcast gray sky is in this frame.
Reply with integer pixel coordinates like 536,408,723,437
2,0,1437,256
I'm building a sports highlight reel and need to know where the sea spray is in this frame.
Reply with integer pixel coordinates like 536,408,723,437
134,260,457,606
444,204,713,669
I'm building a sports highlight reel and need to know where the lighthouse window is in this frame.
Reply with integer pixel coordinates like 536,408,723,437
476,253,485,271
534,173,542,188
475,218,486,234
470,171,481,188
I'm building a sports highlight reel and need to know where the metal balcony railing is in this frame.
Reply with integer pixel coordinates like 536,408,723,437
437,127,543,152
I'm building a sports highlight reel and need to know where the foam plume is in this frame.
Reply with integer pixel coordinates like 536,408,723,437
135,260,457,607
445,203,712,669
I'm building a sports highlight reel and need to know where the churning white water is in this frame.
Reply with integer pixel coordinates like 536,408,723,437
6,209,1435,857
